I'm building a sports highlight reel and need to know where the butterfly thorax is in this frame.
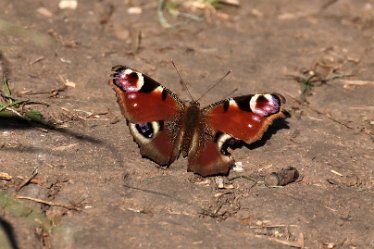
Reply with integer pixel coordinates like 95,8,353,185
180,101,201,156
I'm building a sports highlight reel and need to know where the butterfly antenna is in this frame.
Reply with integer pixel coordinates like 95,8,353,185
171,60,195,101
222,87,238,99
196,70,232,102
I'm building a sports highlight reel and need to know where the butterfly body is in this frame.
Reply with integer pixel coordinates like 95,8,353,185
109,65,286,176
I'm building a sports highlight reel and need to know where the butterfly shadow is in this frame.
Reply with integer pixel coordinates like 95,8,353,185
246,115,290,150
0,217,20,249
226,115,290,152
0,116,100,142
0,116,123,164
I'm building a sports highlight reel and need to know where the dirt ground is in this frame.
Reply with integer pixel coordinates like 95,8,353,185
1,0,374,248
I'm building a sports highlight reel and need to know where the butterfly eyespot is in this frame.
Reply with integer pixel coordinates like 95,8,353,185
129,121,163,144
136,123,154,138
250,94,280,117
114,69,144,92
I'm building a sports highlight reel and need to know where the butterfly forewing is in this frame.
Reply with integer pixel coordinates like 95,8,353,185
203,94,285,144
109,65,184,123
109,66,185,165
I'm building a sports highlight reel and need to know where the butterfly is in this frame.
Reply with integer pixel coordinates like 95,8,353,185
109,65,286,177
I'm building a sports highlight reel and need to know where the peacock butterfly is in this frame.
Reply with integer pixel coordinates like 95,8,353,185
108,65,286,177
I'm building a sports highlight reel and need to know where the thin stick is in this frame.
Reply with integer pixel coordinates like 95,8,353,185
349,106,374,110
285,93,355,130
135,31,142,54
0,91,16,102
171,60,195,101
320,0,340,12
3,107,24,118
222,87,238,100
16,167,38,191
16,195,82,211
263,236,304,248
0,99,27,112
123,183,216,217
258,224,298,228
337,80,374,86
157,0,171,28
197,70,232,102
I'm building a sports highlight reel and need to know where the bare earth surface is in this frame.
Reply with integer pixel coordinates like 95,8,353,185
1,0,374,248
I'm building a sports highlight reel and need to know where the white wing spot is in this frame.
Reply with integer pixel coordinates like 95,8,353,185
263,94,273,101
229,99,238,108
217,133,232,150
252,115,261,122
249,94,260,113
135,72,145,90
155,86,163,93
124,69,134,75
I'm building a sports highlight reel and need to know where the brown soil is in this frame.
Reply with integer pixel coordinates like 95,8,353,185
1,1,373,248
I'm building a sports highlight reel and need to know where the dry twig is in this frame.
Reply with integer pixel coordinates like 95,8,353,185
285,93,355,131
0,172,12,180
16,195,82,211
16,167,39,191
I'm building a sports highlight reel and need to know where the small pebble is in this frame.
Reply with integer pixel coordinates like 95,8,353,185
59,0,78,10
127,7,142,15
264,166,299,187
232,161,244,172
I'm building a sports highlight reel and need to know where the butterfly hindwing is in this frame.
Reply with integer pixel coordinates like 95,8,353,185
127,120,183,165
109,66,185,165
187,130,237,176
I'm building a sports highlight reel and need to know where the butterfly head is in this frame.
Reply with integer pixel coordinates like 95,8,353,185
187,100,201,109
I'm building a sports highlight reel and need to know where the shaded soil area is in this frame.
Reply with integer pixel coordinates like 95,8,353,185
1,0,374,248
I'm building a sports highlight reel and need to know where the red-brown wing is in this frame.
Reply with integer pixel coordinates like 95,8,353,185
127,121,183,166
108,65,185,165
186,93,285,176
187,133,234,176
109,65,184,123
203,94,286,144
188,94,285,176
